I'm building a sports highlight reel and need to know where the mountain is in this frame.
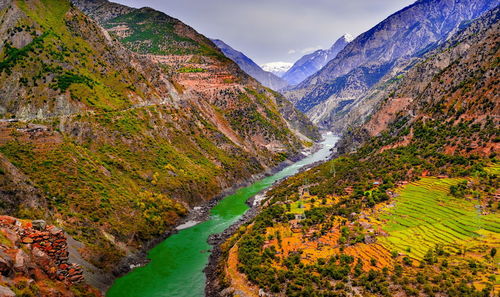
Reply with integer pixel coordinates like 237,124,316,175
208,6,500,296
261,62,293,77
0,0,318,290
211,39,288,91
282,33,353,86
285,0,499,132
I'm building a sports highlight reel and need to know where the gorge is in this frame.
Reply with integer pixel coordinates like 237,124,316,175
0,0,498,296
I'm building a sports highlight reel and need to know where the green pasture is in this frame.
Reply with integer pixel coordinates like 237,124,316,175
289,200,306,215
378,177,500,259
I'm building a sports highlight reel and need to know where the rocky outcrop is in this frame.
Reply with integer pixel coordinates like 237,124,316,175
0,216,101,296
285,0,499,132
70,0,134,22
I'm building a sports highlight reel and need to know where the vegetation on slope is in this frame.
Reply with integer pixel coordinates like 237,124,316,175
213,7,500,297
101,7,227,59
0,0,310,272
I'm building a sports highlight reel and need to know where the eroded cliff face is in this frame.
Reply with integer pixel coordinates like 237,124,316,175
0,0,317,277
337,6,499,156
0,216,101,297
285,0,499,133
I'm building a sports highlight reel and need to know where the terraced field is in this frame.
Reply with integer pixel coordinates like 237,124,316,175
378,177,500,259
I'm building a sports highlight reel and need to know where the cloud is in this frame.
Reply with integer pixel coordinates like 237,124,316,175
287,49,296,54
301,46,322,54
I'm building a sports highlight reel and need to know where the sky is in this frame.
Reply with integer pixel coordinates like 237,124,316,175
113,0,416,65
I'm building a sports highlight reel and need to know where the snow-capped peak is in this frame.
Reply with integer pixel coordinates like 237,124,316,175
261,62,293,77
342,33,354,42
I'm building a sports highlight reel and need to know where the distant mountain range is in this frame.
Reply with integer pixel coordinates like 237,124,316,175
211,39,288,91
212,33,354,90
285,0,499,133
282,33,354,86
261,62,293,77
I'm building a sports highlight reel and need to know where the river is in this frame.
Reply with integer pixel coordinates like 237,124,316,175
106,133,339,297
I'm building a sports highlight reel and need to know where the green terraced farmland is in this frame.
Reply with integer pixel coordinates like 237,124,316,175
378,177,500,259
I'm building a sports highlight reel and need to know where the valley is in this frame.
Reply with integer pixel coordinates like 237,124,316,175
107,134,338,297
0,0,498,296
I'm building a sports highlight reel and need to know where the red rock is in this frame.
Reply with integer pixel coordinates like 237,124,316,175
21,237,33,244
58,263,68,270
0,216,17,225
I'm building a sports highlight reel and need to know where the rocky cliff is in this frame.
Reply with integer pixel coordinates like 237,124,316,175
337,5,499,156
0,0,317,282
285,0,499,133
72,0,318,141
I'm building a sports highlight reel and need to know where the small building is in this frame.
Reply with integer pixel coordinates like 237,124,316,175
295,213,306,220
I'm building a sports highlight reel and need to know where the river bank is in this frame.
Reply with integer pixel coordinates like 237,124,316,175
105,133,338,297
91,142,321,292
205,134,337,297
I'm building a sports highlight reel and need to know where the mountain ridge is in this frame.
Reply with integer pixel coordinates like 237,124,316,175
285,0,499,132
211,39,288,91
282,33,353,87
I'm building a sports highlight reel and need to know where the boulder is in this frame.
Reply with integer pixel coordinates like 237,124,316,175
0,285,15,297
13,249,30,273
31,247,51,268
32,220,47,231
0,251,13,276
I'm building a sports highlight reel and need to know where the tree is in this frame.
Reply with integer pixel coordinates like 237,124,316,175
490,247,497,258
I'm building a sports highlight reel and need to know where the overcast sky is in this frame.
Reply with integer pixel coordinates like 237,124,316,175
113,0,416,65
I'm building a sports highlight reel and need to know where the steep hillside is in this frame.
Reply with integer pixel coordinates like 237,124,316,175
0,0,317,279
212,39,288,91
285,0,498,132
282,33,353,87
208,7,499,297
73,0,318,141
338,5,500,155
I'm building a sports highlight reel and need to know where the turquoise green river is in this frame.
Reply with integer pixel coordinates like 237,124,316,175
107,133,338,297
